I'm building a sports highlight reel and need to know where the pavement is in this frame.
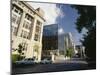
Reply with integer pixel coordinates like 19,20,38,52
12,58,96,75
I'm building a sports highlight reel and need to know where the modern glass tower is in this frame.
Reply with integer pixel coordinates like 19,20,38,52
42,24,75,60
42,24,58,60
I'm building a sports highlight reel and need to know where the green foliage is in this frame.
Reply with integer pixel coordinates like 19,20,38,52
82,26,96,60
17,44,24,55
12,54,20,63
65,48,74,58
72,5,96,33
15,44,25,60
72,5,96,61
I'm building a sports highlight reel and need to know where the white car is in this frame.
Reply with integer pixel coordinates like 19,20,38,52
16,58,37,64
40,59,52,64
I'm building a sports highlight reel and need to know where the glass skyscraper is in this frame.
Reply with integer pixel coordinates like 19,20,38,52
42,24,75,60
42,24,58,60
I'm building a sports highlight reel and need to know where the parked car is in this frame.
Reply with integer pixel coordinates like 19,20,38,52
40,59,52,64
16,58,37,65
72,54,79,58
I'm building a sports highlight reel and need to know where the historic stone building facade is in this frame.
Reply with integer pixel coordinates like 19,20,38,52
11,0,45,61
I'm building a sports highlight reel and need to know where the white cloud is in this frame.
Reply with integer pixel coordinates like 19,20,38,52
58,27,65,34
27,2,64,25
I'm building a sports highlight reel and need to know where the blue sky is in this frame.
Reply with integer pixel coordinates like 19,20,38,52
28,2,83,45
56,4,83,45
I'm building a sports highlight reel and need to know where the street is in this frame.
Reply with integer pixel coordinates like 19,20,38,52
12,58,95,75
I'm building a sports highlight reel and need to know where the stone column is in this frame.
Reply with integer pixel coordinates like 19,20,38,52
17,11,26,37
30,18,37,41
39,23,43,43
37,23,44,61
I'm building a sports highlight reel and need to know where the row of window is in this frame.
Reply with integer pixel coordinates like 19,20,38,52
12,5,43,42
12,20,42,42
35,20,42,34
12,21,42,41
13,0,36,18
34,21,42,41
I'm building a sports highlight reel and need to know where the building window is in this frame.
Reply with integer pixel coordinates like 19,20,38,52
37,20,42,26
36,20,42,33
12,26,17,35
12,14,17,23
34,20,42,41
25,14,33,22
14,8,19,13
12,13,21,25
23,20,31,29
12,5,22,15
35,26,41,33
34,34,39,41
20,30,29,39
12,5,22,26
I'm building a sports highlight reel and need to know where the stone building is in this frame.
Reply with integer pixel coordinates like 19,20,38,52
11,0,45,61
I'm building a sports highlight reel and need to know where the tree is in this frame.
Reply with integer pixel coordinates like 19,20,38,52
72,5,96,33
82,26,96,60
16,44,25,60
65,48,74,58
72,5,96,61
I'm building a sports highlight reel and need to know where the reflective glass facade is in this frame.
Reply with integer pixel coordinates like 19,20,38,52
42,24,58,50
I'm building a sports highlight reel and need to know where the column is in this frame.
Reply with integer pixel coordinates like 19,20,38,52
17,11,26,37
39,23,43,43
30,18,37,41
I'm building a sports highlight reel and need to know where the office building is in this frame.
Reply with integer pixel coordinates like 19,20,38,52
58,32,75,56
42,24,75,60
42,24,58,60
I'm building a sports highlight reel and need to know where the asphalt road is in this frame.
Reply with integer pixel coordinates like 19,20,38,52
12,58,95,75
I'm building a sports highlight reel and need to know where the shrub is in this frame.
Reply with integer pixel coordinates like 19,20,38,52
12,54,20,63
65,48,74,58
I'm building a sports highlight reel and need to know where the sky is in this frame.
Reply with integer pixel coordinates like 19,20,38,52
27,2,83,45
